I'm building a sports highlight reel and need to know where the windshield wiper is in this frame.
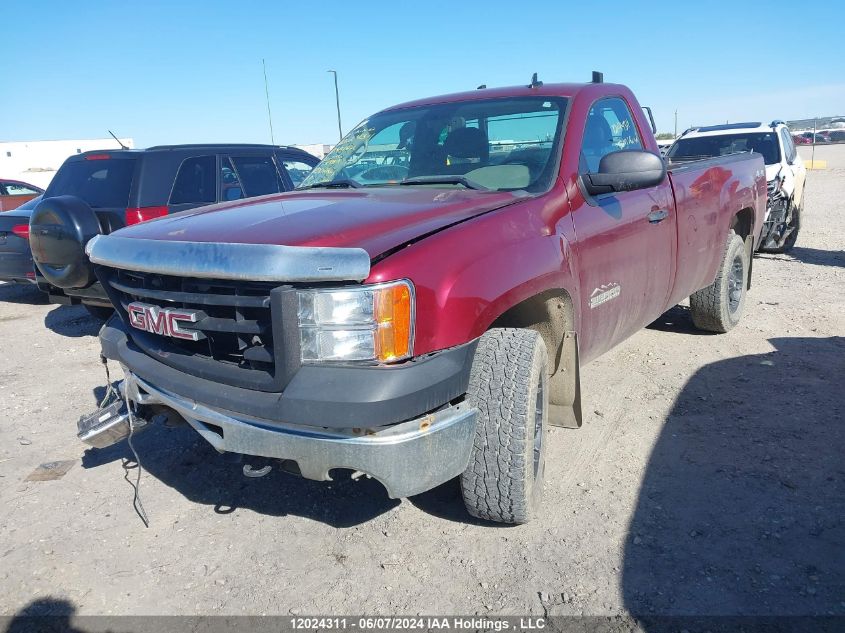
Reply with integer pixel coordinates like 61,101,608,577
297,179,361,190
399,175,489,190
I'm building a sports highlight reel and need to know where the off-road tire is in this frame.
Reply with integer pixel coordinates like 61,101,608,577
460,328,549,524
690,230,748,333
84,304,114,321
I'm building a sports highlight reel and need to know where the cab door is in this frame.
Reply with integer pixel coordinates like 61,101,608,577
570,97,676,362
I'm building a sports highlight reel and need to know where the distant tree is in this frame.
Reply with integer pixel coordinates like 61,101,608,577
655,132,675,140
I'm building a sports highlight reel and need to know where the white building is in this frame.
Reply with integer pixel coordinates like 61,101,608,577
292,143,333,159
0,138,134,189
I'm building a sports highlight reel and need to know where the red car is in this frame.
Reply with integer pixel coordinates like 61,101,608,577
800,131,829,144
0,179,43,211
46,77,766,523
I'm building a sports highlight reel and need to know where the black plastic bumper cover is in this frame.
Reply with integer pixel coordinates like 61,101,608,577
100,319,477,430
0,251,35,282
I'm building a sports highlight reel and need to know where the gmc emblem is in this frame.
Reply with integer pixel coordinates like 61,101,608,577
126,302,205,341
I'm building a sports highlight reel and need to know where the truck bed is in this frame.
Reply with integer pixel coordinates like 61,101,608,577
665,151,765,308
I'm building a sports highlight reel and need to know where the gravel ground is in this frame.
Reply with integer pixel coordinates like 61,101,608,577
0,149,842,622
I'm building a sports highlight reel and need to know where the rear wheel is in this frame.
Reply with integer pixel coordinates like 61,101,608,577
460,328,549,524
690,230,748,333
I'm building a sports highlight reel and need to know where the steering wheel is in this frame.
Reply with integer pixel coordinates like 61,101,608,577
359,165,409,181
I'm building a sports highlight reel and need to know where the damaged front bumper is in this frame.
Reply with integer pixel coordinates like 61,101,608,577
760,193,794,250
115,370,477,499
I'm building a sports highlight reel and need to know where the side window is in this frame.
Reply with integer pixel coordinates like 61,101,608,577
4,183,40,196
281,160,315,187
780,129,795,163
228,155,283,197
170,156,216,205
581,97,642,173
220,157,244,201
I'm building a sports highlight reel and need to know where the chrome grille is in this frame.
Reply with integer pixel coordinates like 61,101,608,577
102,268,290,391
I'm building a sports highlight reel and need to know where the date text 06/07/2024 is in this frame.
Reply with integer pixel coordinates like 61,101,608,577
289,616,547,630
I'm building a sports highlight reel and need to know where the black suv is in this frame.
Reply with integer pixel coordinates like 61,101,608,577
29,144,318,317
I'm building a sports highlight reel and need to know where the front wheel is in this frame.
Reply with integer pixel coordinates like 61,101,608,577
460,328,549,524
690,230,748,333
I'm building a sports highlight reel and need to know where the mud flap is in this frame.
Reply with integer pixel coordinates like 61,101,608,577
549,330,582,428
746,235,754,290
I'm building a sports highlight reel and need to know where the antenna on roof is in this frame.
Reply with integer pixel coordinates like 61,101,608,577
477,84,487,90
108,130,128,150
528,73,543,89
591,71,604,84
262,59,276,145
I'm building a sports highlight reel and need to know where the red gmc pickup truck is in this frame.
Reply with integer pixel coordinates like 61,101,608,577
74,77,765,523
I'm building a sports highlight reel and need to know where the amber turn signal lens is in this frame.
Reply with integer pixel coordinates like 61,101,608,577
297,280,414,363
374,282,413,362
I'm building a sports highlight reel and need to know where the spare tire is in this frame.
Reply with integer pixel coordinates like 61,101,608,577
30,195,102,289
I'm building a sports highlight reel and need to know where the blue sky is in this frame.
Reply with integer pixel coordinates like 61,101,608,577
2,0,842,147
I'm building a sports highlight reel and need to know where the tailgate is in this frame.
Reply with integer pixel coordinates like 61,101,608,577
0,210,31,240
0,211,31,254
667,152,765,294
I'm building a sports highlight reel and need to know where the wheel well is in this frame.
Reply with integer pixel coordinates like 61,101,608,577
731,207,754,242
731,207,755,289
490,288,581,426
491,289,574,374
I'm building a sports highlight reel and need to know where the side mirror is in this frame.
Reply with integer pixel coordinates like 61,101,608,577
583,149,666,196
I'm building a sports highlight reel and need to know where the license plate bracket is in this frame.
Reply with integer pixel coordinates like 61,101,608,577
77,400,146,449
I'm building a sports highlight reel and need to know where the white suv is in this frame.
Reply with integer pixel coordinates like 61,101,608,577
667,121,806,252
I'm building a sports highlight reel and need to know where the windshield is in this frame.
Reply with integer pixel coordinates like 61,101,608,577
299,96,568,193
46,158,136,208
668,132,781,165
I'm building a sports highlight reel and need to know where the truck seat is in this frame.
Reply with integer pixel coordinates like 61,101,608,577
443,127,490,173
581,114,614,173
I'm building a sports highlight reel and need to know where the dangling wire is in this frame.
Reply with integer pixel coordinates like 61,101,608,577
100,355,149,527
123,394,150,528
98,355,116,408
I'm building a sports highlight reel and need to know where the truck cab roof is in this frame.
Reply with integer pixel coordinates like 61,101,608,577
382,82,625,112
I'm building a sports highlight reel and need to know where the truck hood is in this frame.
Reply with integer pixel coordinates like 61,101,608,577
113,187,524,258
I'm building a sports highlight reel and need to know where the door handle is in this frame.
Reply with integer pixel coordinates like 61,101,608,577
647,209,669,223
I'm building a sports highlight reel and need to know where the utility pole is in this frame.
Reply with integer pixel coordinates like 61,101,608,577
811,117,817,168
262,59,275,145
674,109,678,138
327,70,343,141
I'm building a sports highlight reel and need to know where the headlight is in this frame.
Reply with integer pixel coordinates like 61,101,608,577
297,280,414,363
